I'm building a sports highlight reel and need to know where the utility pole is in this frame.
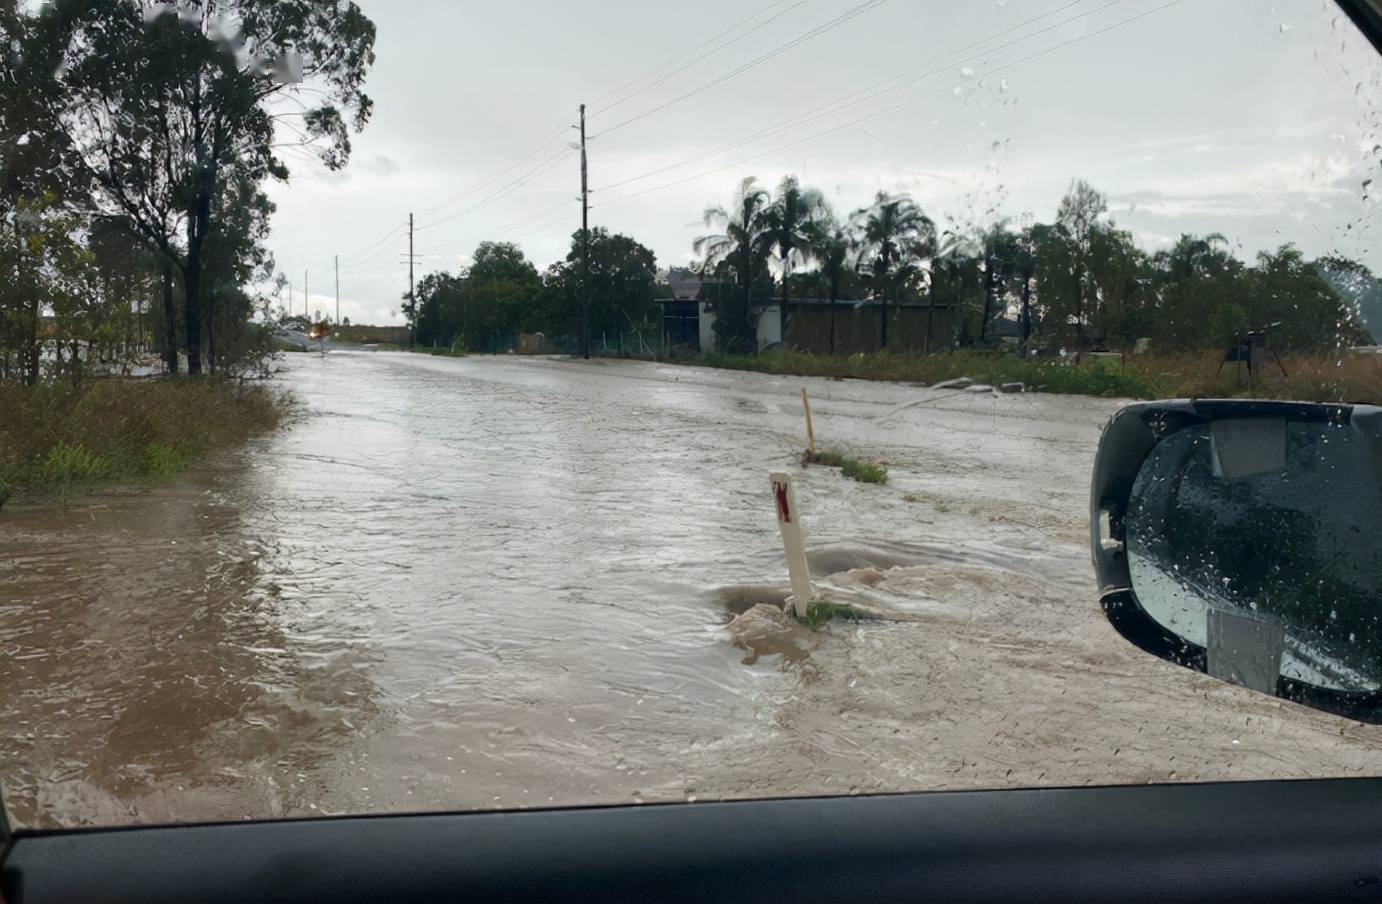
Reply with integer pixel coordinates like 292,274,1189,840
334,254,340,325
304,269,309,318
580,103,590,360
408,212,416,347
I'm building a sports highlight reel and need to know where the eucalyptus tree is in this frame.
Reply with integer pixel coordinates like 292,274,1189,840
51,0,377,373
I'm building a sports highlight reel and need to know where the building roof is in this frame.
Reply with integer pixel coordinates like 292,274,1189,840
665,268,702,300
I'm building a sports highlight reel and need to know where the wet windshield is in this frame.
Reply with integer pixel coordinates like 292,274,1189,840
1,0,1379,828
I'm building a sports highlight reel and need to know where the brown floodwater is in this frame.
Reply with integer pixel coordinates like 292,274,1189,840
4,352,1381,829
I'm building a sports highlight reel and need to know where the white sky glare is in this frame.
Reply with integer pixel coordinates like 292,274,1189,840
264,0,1381,326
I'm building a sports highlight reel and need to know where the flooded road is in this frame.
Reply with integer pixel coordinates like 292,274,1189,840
4,352,1381,828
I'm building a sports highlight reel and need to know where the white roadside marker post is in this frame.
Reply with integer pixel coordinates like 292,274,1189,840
770,471,816,618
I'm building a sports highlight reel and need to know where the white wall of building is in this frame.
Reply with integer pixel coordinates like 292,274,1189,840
698,302,716,352
757,304,781,350
696,302,781,351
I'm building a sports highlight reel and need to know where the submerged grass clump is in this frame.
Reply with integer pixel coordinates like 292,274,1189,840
841,457,888,485
803,447,888,484
0,378,290,508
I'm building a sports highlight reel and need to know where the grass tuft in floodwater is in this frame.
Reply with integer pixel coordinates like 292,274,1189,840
803,447,888,484
800,600,862,629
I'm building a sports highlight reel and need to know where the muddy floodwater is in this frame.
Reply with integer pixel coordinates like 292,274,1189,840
4,352,1381,827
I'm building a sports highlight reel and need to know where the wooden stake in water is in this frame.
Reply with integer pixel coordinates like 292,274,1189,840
801,388,816,456
770,471,816,618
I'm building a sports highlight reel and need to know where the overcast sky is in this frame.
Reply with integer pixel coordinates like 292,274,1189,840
262,0,1381,325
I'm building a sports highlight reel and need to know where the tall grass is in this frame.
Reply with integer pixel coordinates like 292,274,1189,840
0,378,290,507
687,348,1382,403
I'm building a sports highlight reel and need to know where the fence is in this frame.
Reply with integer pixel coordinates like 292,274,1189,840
470,327,679,359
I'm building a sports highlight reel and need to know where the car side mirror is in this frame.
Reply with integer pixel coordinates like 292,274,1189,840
1090,400,1382,722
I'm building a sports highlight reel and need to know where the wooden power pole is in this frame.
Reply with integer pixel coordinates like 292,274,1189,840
579,104,591,360
408,212,416,347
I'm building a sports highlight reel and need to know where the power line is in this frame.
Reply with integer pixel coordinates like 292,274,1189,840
589,0,807,116
507,207,584,242
589,0,791,107
596,0,1104,194
589,0,888,140
414,197,580,256
339,221,407,266
388,5,798,258
402,0,806,258
333,2,852,271
413,118,571,221
372,0,1083,263
496,198,580,234
342,228,413,271
596,0,1182,210
415,145,573,232
383,4,798,253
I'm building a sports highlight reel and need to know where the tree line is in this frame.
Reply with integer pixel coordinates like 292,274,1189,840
412,174,1380,356
1,0,376,384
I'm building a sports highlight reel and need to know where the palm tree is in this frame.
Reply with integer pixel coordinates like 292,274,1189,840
693,177,774,351
852,191,935,350
810,221,857,356
1167,232,1230,280
765,175,829,334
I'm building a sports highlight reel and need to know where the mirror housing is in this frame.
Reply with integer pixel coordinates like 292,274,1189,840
1091,400,1382,722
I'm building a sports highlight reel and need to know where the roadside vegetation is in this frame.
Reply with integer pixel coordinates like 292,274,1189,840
0,380,289,509
692,348,1382,403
